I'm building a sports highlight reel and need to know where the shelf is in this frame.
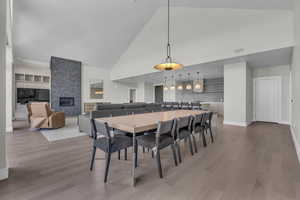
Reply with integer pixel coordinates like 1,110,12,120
43,76,50,83
15,73,50,84
34,75,42,82
15,74,25,81
25,74,34,82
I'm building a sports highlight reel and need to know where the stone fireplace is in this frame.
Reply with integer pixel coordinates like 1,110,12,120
50,57,81,116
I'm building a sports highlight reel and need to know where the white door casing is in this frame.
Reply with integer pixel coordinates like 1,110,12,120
253,76,282,123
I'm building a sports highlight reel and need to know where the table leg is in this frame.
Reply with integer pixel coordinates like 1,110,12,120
132,131,136,186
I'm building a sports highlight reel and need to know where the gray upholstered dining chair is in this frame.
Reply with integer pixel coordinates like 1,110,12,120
181,102,191,110
175,116,194,163
204,112,214,143
191,113,207,149
90,119,133,183
136,119,178,178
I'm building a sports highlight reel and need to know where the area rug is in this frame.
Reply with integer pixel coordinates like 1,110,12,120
40,117,87,142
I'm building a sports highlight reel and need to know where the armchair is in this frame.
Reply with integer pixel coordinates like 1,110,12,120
29,102,65,129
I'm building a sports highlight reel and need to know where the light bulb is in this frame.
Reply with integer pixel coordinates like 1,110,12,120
177,85,183,90
195,84,202,90
186,84,192,90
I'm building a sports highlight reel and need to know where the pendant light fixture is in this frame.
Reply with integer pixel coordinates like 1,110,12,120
177,74,183,90
153,0,183,71
194,72,203,90
186,73,192,90
163,76,169,91
170,75,175,90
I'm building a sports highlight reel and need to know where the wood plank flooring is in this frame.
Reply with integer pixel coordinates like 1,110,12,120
0,120,300,200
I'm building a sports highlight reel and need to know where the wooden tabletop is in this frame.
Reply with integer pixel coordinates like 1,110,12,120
95,110,207,133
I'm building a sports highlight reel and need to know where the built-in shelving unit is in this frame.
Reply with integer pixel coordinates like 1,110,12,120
15,73,50,84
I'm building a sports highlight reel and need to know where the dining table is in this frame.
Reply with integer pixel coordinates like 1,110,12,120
95,109,207,186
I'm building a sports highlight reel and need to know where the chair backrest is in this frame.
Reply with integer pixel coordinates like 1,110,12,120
192,113,204,130
200,112,209,126
165,102,173,108
177,116,190,130
208,112,213,126
91,119,111,140
156,119,175,137
191,102,201,110
181,102,190,109
173,102,180,109
30,102,52,118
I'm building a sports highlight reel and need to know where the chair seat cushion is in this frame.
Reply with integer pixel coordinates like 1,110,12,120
136,134,174,150
94,135,133,153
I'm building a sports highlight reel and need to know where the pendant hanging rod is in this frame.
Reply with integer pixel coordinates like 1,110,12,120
167,0,171,59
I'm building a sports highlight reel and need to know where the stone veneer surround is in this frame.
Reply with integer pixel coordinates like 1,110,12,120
50,57,81,116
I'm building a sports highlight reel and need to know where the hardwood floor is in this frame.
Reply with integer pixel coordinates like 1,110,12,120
1,120,300,200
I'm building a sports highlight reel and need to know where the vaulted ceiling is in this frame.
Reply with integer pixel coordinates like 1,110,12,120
13,0,292,68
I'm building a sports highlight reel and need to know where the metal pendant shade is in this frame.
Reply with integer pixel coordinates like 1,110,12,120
153,0,183,71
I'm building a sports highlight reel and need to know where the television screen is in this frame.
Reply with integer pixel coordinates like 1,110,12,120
17,88,50,104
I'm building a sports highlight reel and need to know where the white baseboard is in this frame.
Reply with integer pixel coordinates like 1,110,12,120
280,121,291,125
0,168,8,181
290,127,300,164
223,120,251,127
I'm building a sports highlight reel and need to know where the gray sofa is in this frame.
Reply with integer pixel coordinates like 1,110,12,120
78,103,163,136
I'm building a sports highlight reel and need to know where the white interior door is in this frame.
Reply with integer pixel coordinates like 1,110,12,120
129,89,136,103
254,77,281,123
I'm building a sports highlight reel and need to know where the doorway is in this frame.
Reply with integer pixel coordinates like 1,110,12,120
155,85,164,103
254,77,281,123
129,89,136,103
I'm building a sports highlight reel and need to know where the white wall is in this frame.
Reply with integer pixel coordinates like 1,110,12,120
81,65,135,111
135,82,154,103
291,0,300,162
0,0,8,180
246,66,253,123
6,46,13,132
252,65,291,124
111,7,294,80
224,61,252,126
144,83,154,103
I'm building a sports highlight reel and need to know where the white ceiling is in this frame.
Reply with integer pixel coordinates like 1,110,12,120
117,47,292,84
160,0,292,9
13,0,160,67
13,0,293,68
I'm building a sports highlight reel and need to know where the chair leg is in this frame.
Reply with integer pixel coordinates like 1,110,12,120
176,142,182,163
202,130,207,147
134,143,138,168
188,136,194,156
209,127,214,143
192,134,198,153
124,148,127,160
171,144,178,166
118,150,121,160
90,147,96,171
155,150,163,178
104,153,111,183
